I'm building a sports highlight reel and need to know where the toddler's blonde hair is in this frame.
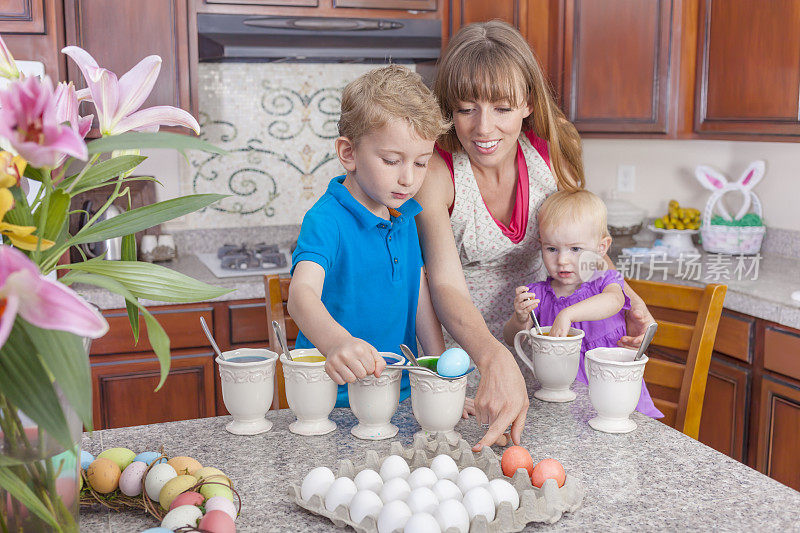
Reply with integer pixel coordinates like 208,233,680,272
537,190,610,240
338,64,450,145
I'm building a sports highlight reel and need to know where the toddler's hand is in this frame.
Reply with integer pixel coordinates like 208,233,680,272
513,286,540,324
549,311,572,337
324,337,386,385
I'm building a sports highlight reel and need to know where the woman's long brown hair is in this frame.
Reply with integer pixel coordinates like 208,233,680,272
434,20,584,191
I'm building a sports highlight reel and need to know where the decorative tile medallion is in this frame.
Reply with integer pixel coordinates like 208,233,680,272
183,62,400,228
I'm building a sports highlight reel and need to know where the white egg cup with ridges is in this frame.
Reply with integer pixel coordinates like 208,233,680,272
347,352,404,440
216,348,278,435
585,347,647,433
409,356,469,442
281,349,337,436
514,326,585,402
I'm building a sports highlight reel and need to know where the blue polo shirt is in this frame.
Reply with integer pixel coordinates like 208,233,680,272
291,176,422,407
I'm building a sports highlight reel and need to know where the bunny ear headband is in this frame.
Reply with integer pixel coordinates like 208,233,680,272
694,160,765,221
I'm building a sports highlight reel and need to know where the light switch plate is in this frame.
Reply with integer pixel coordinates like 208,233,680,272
617,165,636,193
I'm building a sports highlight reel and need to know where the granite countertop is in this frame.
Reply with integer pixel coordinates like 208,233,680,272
78,380,800,532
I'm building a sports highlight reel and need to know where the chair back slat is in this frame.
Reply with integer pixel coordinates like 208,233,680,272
643,358,684,389
625,278,726,439
264,274,293,409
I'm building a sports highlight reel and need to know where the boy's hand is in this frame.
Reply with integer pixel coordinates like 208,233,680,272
324,337,386,385
513,286,539,324
550,310,572,337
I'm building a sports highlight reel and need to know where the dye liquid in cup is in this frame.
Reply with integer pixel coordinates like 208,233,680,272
293,355,326,363
227,355,270,363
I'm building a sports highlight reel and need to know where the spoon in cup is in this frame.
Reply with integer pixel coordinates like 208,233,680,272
272,320,293,362
633,322,658,361
200,316,224,360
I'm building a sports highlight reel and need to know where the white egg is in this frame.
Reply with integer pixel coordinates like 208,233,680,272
456,466,489,495
380,477,411,503
434,499,470,533
488,478,519,510
404,512,441,533
301,466,335,501
377,500,412,533
407,467,437,489
161,504,203,530
430,454,458,482
406,486,438,514
324,476,358,512
354,468,384,493
431,479,462,503
462,486,496,523
144,463,177,502
380,455,410,481
349,489,383,524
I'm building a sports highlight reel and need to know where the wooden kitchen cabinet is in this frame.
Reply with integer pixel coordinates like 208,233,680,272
63,0,193,133
698,357,749,462
755,376,800,491
334,0,437,10
0,0,65,80
694,0,800,137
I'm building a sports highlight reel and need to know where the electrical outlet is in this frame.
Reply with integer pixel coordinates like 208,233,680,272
617,165,636,192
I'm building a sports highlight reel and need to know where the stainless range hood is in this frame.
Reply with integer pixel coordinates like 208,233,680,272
197,13,442,62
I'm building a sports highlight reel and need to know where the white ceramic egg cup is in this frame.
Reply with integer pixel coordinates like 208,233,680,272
289,433,586,532
216,348,278,435
513,326,585,402
282,349,337,436
585,347,648,433
409,356,470,442
347,352,404,440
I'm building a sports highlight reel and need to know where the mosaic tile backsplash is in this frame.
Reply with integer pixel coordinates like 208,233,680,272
183,62,397,228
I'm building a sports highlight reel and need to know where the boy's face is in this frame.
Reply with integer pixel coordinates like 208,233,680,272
539,222,610,287
336,119,434,218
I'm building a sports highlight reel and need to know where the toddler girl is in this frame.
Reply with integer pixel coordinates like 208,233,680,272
502,190,662,418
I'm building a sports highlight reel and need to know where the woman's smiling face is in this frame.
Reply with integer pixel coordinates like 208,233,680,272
452,97,532,168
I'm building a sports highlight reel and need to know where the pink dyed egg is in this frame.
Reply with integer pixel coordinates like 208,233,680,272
198,509,236,533
205,495,237,521
170,490,205,511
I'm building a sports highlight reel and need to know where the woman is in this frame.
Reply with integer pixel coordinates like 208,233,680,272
415,21,654,450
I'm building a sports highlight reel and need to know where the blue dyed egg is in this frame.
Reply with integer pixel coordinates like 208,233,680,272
133,451,166,466
436,347,470,377
80,450,94,470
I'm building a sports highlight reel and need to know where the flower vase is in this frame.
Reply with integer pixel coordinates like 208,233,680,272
0,388,83,532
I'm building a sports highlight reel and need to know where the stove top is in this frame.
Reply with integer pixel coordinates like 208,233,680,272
196,243,291,278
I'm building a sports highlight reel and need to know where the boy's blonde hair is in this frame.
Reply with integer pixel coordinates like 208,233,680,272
537,190,610,240
338,64,450,145
435,21,584,191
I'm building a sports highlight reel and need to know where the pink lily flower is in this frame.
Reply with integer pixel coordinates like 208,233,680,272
62,46,200,136
0,76,88,168
0,35,21,80
53,81,93,167
0,245,108,349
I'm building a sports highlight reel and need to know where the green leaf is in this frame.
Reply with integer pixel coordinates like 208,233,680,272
60,272,172,390
67,194,227,246
122,233,140,343
0,322,74,452
33,188,70,241
64,259,231,302
58,155,147,194
5,185,35,228
0,468,61,529
19,323,93,431
23,165,46,183
87,131,226,156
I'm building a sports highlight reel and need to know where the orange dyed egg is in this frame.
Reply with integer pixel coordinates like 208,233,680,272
168,456,202,476
500,446,534,478
531,458,566,488
86,458,121,494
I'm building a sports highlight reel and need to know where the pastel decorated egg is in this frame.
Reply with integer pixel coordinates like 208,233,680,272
429,455,458,482
160,505,203,530
97,448,135,471
301,467,335,501
167,456,202,476
198,509,236,533
205,495,238,521
145,463,178,502
86,458,121,494
488,478,519,509
434,499,469,533
195,467,233,501
170,491,204,511
531,458,566,488
134,451,165,466
159,475,198,511
349,489,383,525
407,467,437,489
80,450,94,470
119,461,148,496
379,455,410,481
436,347,470,377
431,479,461,502
404,512,440,533
141,529,173,533
324,476,357,512
377,500,412,533
406,487,438,515
354,468,383,493
462,486,496,522
456,466,488,495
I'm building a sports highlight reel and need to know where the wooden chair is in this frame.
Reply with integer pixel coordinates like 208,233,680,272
263,274,298,409
626,279,727,439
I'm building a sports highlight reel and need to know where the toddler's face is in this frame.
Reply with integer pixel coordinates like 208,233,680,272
539,222,609,286
339,119,434,217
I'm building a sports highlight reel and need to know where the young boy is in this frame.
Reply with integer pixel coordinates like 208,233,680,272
287,65,450,407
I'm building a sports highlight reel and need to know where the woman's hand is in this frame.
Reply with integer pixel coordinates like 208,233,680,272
513,286,539,324
462,397,510,447
619,299,656,349
549,310,572,337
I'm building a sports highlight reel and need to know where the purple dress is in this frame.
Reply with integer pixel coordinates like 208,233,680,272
526,270,663,418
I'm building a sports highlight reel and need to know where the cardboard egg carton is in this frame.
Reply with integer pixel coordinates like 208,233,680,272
289,433,585,532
